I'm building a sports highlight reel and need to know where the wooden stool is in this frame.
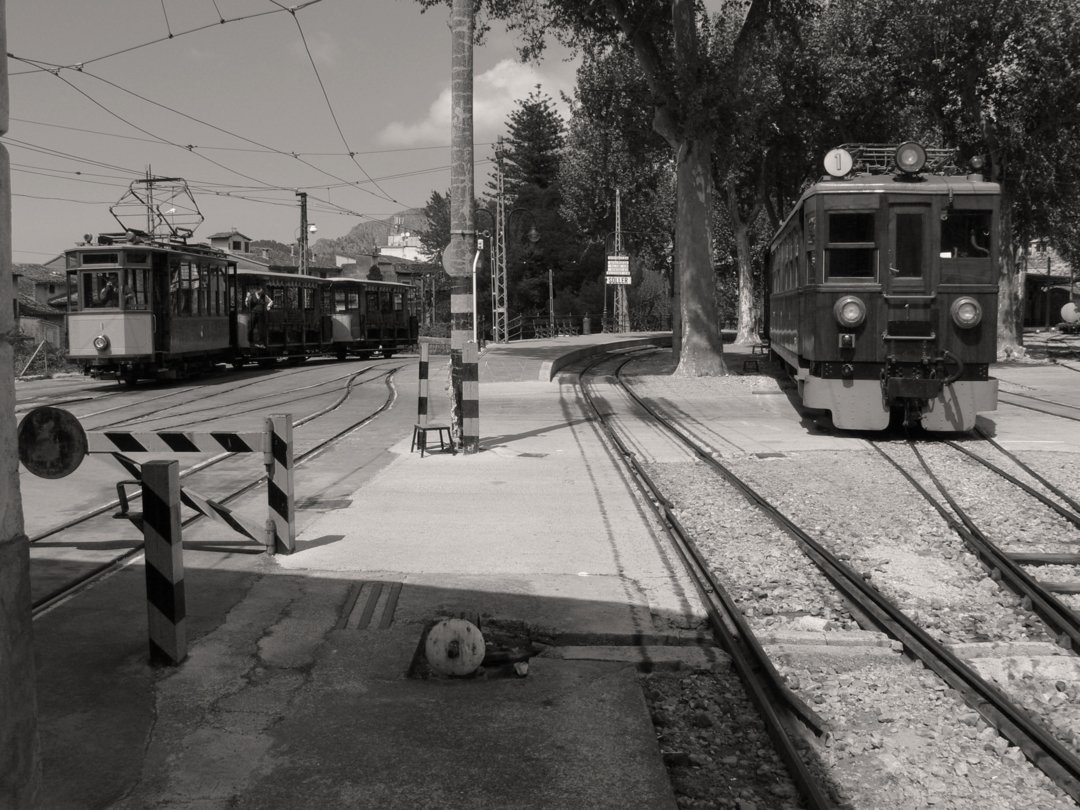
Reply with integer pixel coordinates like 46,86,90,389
411,424,454,457
742,358,760,373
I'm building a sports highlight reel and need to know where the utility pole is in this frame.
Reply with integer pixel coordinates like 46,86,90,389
492,144,507,343
447,0,479,453
614,188,629,333
0,0,42,803
296,191,308,275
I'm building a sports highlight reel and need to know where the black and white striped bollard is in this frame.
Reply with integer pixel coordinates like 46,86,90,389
141,460,186,666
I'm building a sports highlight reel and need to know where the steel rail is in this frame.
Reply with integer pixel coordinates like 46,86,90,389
578,354,836,810
882,441,1080,649
613,367,1080,804
974,427,1080,517
997,392,1080,423
944,440,1080,529
30,369,399,616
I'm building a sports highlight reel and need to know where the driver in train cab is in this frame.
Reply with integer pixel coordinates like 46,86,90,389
98,273,119,307
246,284,272,347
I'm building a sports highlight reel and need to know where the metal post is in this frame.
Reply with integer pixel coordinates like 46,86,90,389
548,268,554,336
297,191,308,275
266,414,296,554
142,460,187,666
462,341,479,453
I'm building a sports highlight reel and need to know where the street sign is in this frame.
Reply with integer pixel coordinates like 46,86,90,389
17,406,88,479
606,255,631,286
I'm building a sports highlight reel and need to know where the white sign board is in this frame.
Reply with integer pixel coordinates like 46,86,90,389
606,255,630,286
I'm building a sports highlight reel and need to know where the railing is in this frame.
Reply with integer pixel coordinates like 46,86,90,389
504,314,583,341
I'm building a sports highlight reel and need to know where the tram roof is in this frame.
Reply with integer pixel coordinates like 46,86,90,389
235,268,330,283
324,276,411,289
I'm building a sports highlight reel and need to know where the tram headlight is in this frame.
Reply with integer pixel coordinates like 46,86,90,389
950,297,982,329
833,295,866,328
895,142,927,174
92,334,110,351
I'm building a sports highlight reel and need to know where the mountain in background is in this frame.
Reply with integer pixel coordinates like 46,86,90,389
312,208,428,259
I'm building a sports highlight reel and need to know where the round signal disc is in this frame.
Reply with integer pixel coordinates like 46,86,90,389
17,406,88,479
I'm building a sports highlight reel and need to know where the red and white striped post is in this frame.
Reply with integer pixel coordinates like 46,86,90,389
141,460,187,666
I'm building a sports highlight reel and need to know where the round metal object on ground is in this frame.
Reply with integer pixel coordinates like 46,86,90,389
1062,302,1079,325
17,406,88,479
424,618,486,677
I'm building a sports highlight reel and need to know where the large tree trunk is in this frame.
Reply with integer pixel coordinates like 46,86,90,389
996,194,1024,359
674,138,726,376
726,183,760,345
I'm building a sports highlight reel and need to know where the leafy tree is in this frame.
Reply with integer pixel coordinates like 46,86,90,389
417,0,807,375
418,190,451,261
804,0,1080,353
489,89,601,318
560,45,675,329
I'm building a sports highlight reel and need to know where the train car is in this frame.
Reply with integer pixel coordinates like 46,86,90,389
66,232,236,383
324,277,418,359
767,142,999,431
233,269,331,366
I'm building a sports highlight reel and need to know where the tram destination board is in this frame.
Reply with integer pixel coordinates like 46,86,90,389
606,255,631,285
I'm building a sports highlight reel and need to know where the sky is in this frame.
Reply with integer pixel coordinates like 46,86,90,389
4,0,580,263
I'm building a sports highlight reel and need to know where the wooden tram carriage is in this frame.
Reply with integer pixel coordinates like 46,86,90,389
766,142,1000,431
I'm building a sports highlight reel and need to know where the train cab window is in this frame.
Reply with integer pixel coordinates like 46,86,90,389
940,210,991,259
334,291,348,313
285,287,299,310
366,291,379,313
393,292,403,312
348,292,360,310
825,212,876,279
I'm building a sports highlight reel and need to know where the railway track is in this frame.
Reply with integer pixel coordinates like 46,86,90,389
27,362,403,618
581,349,1080,808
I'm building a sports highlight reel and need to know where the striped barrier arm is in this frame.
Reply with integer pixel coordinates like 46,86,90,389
87,431,265,455
141,461,187,666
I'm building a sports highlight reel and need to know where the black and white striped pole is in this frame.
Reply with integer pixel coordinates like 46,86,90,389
265,414,295,554
141,460,186,666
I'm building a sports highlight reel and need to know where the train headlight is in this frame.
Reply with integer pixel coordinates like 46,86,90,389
92,334,110,351
833,295,866,328
895,142,927,174
950,297,982,329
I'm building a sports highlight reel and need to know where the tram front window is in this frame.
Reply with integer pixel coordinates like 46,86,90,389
83,271,120,307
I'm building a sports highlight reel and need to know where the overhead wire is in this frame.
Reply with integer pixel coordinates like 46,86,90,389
8,54,400,206
276,2,399,205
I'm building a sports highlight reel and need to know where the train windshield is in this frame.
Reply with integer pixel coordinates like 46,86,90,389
940,210,992,259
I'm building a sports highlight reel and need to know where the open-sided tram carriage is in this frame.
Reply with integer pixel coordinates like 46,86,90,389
767,142,1000,431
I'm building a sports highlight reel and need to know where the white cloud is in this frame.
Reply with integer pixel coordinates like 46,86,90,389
377,58,573,147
